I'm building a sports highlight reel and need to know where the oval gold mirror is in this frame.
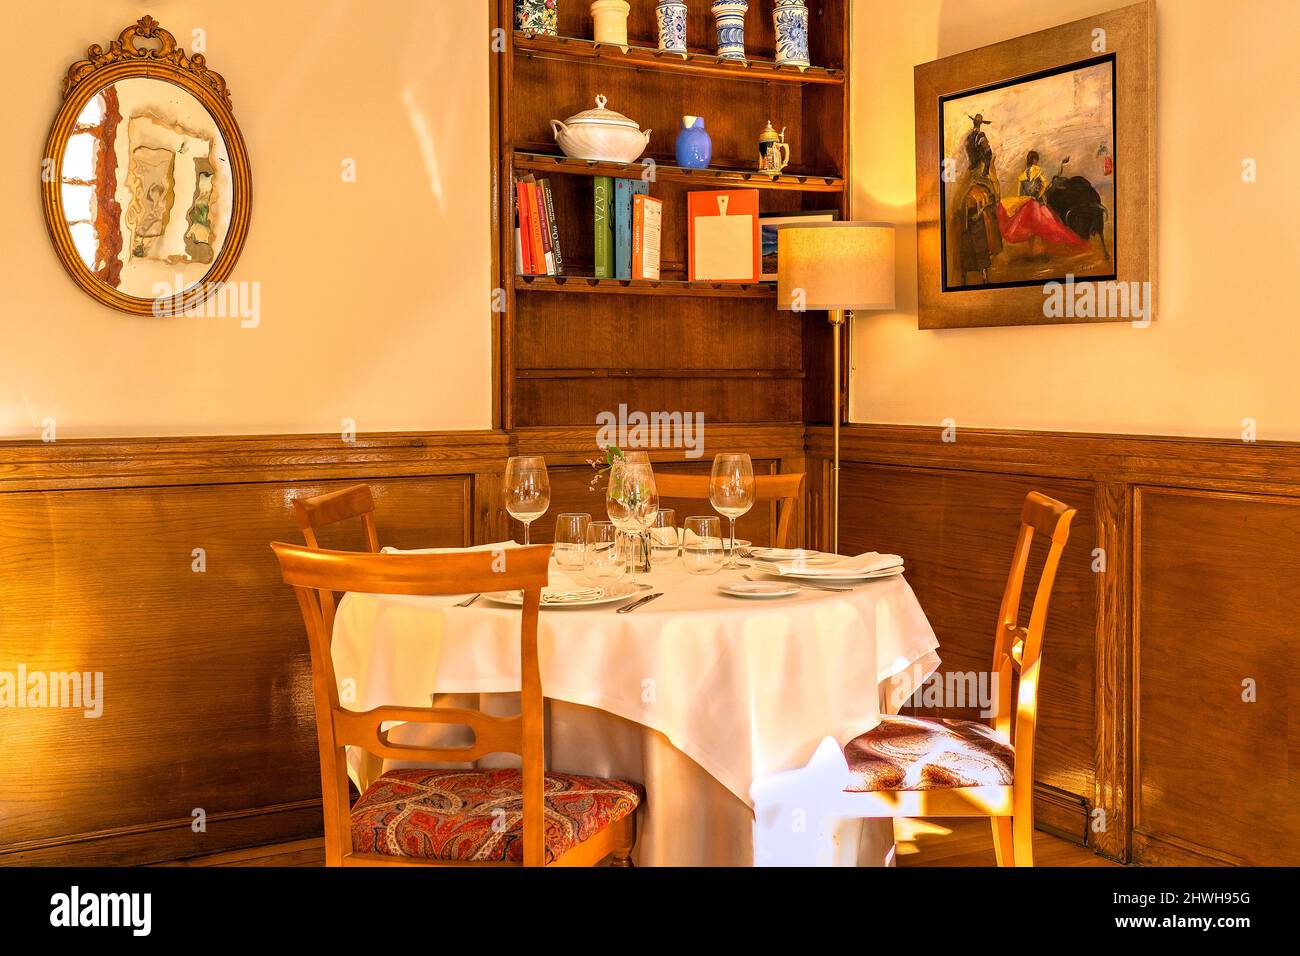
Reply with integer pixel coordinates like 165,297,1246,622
41,16,251,316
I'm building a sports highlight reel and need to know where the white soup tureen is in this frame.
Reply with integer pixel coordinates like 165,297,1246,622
550,94,652,164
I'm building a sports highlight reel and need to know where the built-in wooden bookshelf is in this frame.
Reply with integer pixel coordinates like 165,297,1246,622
493,0,851,430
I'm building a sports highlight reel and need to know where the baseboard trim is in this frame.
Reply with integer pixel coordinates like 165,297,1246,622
0,800,323,867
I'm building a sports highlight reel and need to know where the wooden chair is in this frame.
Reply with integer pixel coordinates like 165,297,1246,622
270,541,641,867
292,484,380,552
835,491,1077,866
654,472,806,549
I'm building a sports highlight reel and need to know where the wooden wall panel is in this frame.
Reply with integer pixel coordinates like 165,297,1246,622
1133,488,1300,866
838,463,1098,837
0,475,471,864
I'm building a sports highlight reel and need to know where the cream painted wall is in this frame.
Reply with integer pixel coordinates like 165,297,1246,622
1,0,493,438
849,0,1300,439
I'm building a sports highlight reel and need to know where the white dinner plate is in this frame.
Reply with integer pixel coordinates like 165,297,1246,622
747,547,838,564
757,564,905,583
482,582,640,609
718,581,801,599
684,537,751,552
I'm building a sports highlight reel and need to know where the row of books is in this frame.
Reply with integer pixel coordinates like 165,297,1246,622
594,177,663,281
514,175,663,281
514,174,565,276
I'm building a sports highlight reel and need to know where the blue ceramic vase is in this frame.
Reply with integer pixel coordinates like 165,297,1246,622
675,116,713,169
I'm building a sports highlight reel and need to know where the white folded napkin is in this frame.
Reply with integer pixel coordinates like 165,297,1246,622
537,568,603,603
754,551,904,578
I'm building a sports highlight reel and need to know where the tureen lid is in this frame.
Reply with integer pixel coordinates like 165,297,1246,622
563,94,641,130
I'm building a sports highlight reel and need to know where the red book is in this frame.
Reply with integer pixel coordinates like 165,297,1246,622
516,180,535,274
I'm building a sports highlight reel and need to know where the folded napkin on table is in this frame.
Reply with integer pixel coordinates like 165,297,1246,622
754,551,904,578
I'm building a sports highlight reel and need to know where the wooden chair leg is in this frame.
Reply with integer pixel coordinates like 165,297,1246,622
1011,814,1034,867
991,817,1014,867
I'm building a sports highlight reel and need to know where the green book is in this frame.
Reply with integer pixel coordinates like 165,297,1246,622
593,176,614,278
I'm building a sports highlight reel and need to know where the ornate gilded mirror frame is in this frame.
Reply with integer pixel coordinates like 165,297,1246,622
41,16,252,316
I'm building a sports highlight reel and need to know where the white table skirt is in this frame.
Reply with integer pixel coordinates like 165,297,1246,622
331,560,940,865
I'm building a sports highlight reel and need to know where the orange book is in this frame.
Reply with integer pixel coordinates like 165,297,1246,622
525,178,547,275
631,195,663,281
687,189,761,282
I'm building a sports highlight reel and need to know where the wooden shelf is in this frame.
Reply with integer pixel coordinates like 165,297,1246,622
515,275,775,298
516,368,803,380
514,32,845,86
514,151,843,193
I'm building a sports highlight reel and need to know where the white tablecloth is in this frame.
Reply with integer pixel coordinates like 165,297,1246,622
331,560,940,865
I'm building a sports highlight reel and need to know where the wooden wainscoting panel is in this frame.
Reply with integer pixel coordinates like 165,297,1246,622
0,474,470,865
1133,486,1300,866
838,462,1099,830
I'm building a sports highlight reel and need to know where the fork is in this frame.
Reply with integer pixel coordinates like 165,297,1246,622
455,593,481,607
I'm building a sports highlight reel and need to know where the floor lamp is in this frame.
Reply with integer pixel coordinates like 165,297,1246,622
777,222,896,554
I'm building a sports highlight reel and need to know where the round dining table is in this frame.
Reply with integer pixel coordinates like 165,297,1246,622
329,543,941,866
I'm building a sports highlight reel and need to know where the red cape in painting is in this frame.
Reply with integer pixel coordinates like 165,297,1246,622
997,197,1090,248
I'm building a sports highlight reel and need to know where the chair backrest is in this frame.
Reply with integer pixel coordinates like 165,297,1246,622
270,541,553,866
293,484,380,552
653,472,806,548
989,492,1076,797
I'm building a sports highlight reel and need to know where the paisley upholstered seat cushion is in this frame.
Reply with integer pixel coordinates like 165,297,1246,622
350,767,642,864
843,716,1014,792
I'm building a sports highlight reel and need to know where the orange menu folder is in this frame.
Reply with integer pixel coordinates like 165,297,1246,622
687,189,761,282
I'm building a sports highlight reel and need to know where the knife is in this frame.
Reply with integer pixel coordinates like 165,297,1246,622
617,592,663,613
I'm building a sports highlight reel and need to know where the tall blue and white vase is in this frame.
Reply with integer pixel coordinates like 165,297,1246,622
656,1,689,54
711,0,749,61
773,0,810,68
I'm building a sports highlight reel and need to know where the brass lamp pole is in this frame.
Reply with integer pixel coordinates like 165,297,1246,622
777,222,896,554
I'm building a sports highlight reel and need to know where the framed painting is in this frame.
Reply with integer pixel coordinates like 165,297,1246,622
914,1,1154,329
759,209,838,281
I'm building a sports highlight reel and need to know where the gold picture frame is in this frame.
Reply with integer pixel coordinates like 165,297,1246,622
914,1,1154,329
41,16,252,316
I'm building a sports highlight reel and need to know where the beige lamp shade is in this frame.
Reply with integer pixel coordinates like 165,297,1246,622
776,221,896,311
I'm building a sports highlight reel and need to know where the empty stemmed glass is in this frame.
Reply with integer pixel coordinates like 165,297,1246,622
553,513,590,570
709,452,755,569
605,451,658,588
504,455,550,545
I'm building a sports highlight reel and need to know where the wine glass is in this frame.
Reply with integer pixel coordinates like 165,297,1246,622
709,453,755,569
649,508,679,566
683,516,724,575
504,455,550,545
584,521,625,589
554,513,590,570
605,451,658,588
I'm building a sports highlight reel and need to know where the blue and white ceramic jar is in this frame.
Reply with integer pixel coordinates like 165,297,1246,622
773,0,810,68
515,0,559,36
656,1,689,54
675,115,713,169
711,0,748,61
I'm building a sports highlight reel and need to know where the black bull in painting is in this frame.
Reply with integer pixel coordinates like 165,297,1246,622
1045,173,1109,257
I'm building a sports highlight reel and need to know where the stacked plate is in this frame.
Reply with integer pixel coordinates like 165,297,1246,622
750,549,905,583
